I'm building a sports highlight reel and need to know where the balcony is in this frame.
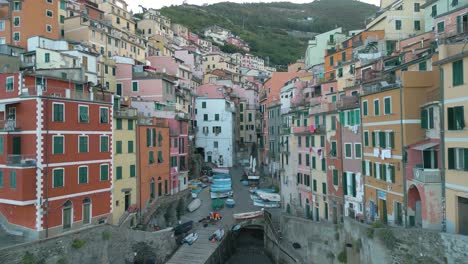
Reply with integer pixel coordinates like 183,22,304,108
309,102,337,115
292,126,309,134
7,154,36,167
114,108,138,119
175,112,190,120
337,96,359,110
0,120,20,132
412,168,441,183
19,87,113,103
282,127,291,135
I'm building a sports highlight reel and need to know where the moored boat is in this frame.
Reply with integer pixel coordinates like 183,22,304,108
253,199,281,208
187,198,201,212
233,210,264,220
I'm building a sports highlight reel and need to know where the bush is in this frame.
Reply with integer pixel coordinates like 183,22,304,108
22,252,34,264
367,228,374,239
337,249,347,263
102,230,111,240
378,228,397,249
71,239,86,249
371,221,384,228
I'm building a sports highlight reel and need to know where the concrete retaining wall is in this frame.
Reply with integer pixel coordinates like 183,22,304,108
0,224,177,264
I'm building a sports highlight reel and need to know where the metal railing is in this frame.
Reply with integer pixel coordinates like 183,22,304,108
114,108,138,118
7,154,36,167
0,120,19,131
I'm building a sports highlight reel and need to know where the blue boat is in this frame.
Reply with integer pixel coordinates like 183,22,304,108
212,174,231,180
211,186,232,193
225,198,236,208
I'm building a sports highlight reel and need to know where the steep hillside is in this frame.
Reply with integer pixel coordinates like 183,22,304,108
160,0,378,68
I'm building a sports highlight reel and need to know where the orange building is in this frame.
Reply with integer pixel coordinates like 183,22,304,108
0,72,113,239
136,118,170,211
0,0,60,47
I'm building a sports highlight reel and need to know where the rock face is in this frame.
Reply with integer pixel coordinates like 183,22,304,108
266,214,468,264
0,225,178,264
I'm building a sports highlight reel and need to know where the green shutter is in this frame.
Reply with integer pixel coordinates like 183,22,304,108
351,173,356,197
132,81,138,91
149,151,154,164
313,179,317,191
158,151,163,163
384,98,391,114
116,119,122,130
100,165,109,180
380,132,386,148
128,120,134,130
369,161,373,176
146,128,151,146
389,132,395,148
116,166,122,180
298,153,302,165
116,141,122,154
464,149,468,171
373,163,377,178
355,109,361,125
339,111,345,124
312,157,316,169
349,110,355,125
298,136,302,147
128,141,134,153
453,60,464,86
306,154,310,166
362,161,366,175
53,169,62,188
364,131,369,146
311,136,315,147
372,131,376,147
130,164,136,177
202,102,206,108
79,167,87,183
0,170,3,187
333,169,338,185
322,182,327,194
343,172,348,195
390,166,396,183
448,107,454,130
0,136,4,154
321,158,326,172
306,136,310,147
457,15,463,33
79,136,88,153
448,148,455,169
10,170,16,188
429,108,434,129
382,164,387,181
421,109,428,129
454,106,465,130
100,136,108,152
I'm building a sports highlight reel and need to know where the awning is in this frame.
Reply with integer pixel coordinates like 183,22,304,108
413,142,439,151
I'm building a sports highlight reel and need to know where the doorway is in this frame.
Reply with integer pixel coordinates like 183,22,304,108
314,207,319,222
458,197,468,235
12,136,21,155
305,199,311,219
150,178,155,199
379,199,387,224
124,192,131,211
82,198,91,225
63,200,72,229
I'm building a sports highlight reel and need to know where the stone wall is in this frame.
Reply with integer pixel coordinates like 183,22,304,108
0,224,177,264
142,189,192,229
267,214,468,264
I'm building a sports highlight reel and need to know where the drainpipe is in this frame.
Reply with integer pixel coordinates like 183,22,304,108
439,66,446,232
339,109,344,223
399,83,407,228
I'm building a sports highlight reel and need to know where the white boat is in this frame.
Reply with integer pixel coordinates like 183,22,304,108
233,210,264,220
247,175,260,180
253,199,281,208
182,232,199,245
209,228,225,242
210,191,233,199
187,198,201,212
258,192,281,202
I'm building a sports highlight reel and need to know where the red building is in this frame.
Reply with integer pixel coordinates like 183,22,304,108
136,118,170,211
0,72,113,239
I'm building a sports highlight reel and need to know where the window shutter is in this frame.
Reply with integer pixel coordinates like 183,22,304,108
464,149,468,171
352,173,356,197
342,172,348,195
146,128,151,147
389,131,395,148
448,107,454,130
312,157,316,168
372,132,376,147
421,109,428,129
355,109,360,125
152,129,156,147
390,166,396,183
380,131,386,148
362,160,366,175
349,110,355,125
448,148,455,169
339,111,345,124
373,163,377,178
380,164,385,179
333,169,338,185
428,108,434,129
455,106,465,129
457,15,463,33
369,161,373,176
363,101,368,116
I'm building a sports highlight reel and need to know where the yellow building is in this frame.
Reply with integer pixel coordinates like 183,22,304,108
434,43,468,235
111,106,138,225
96,0,135,34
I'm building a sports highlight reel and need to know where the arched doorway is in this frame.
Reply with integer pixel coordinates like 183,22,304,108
82,197,91,225
63,200,73,229
408,185,422,227
150,178,155,199
305,198,311,219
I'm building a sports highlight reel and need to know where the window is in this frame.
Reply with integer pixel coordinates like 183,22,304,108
362,100,368,116
46,10,53,17
204,114,208,121
79,105,89,123
333,169,338,185
130,164,136,177
364,131,369,147
355,143,362,158
158,151,163,163
128,141,134,153
60,15,65,24
132,81,138,92
212,126,221,134
13,16,20,27
375,163,381,180
338,68,343,77
128,120,134,130
47,0,53,3
320,136,325,147
53,169,64,188
312,156,316,169
395,20,402,30
447,106,465,130
53,103,64,122
414,3,420,12
116,119,122,130
452,0,458,6
13,32,20,42
53,136,64,154
0,137,3,155
322,182,327,195
100,136,109,152
448,148,468,170
419,61,427,71
363,160,371,176
331,116,336,130
100,107,108,123
330,56,334,66
342,52,346,61
345,143,352,158
313,179,317,191
374,99,380,116
321,158,326,172
215,114,219,121
298,153,302,165
202,102,206,108
78,166,88,184
0,20,4,31
79,136,88,153
298,136,302,147
100,164,109,181
116,141,122,154
431,5,437,17
414,20,421,31
384,97,391,115
116,166,122,180
13,1,21,11
453,60,464,86
46,24,52,32
330,141,337,157
306,154,310,166
421,108,435,129
0,170,3,188
306,136,310,148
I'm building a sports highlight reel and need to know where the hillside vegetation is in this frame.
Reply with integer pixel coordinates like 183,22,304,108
160,0,378,68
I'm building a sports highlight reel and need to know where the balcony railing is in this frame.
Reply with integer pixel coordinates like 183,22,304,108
282,127,291,135
114,108,138,118
0,120,19,131
19,87,112,103
292,126,309,134
412,168,441,183
7,154,36,167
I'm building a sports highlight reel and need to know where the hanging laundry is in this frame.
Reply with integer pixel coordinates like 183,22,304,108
382,149,392,159
374,148,380,157
310,125,315,133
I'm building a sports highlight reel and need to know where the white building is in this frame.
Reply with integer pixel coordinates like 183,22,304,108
195,84,236,167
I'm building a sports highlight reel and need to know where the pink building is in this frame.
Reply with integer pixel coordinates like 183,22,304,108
188,32,199,44
169,119,189,194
